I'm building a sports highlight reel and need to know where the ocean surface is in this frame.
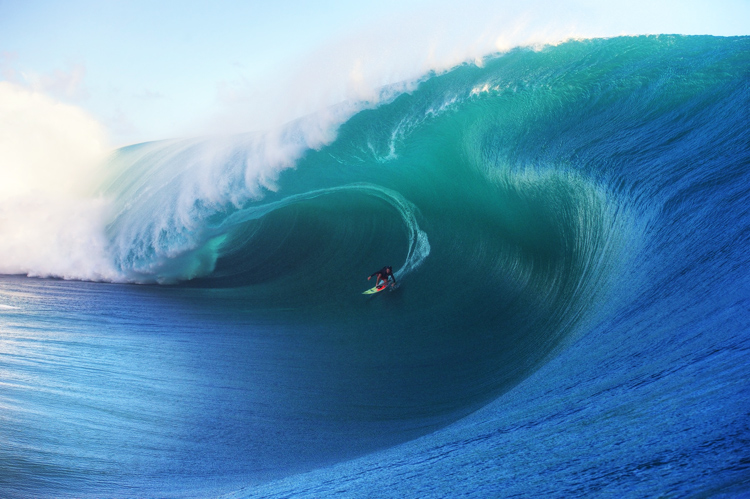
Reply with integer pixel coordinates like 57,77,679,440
1,35,749,497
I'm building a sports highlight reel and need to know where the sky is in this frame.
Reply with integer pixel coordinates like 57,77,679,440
1,0,749,148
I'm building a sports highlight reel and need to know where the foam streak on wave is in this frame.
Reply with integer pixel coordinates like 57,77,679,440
217,183,430,280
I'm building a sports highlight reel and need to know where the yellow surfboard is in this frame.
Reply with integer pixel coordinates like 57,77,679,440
362,283,390,294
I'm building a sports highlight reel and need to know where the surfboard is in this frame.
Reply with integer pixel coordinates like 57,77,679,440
363,283,390,294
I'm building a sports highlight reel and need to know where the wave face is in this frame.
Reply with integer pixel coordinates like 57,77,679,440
1,35,749,498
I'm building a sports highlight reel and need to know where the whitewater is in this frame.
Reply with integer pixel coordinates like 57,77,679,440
1,34,749,498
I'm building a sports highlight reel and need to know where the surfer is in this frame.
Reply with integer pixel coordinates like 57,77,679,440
368,266,397,288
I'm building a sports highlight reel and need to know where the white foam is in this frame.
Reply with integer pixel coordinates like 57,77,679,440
0,82,119,281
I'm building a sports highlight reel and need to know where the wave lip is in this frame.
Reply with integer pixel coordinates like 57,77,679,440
101,126,329,283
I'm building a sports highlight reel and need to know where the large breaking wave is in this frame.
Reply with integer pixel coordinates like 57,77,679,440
1,35,749,498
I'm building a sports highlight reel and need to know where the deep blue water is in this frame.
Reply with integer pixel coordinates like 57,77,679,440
1,35,749,497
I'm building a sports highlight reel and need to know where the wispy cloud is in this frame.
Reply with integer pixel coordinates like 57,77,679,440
134,89,166,100
1,54,90,102
0,51,21,81
29,62,90,101
216,77,255,105
105,108,139,138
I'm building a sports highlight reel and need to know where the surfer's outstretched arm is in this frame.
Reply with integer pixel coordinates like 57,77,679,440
368,266,394,286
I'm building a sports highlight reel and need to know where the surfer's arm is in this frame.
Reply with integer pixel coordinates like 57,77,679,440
368,270,383,280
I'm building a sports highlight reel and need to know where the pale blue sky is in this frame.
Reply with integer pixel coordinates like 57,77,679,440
1,0,748,145
2,0,429,142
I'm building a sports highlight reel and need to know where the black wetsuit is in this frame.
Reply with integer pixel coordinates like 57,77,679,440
369,266,396,285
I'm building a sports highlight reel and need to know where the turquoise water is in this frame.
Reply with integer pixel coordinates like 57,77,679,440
1,35,749,497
